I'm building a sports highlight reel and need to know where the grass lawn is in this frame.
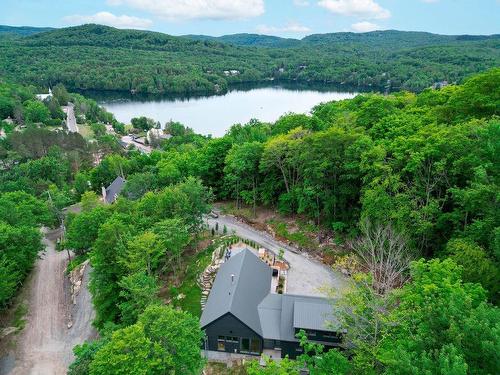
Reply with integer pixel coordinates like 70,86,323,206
170,241,216,318
169,235,241,317
268,218,318,250
77,124,94,139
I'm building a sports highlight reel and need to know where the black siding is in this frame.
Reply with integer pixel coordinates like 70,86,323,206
294,328,343,344
202,313,263,355
280,341,304,359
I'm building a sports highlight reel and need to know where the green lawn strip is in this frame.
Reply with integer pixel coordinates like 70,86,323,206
171,243,216,317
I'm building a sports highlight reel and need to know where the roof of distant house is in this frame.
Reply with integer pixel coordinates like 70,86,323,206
201,249,338,341
105,176,126,203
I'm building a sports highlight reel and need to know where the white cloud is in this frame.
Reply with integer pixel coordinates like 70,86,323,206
293,0,310,6
318,0,391,19
256,22,311,35
107,0,265,20
351,21,380,32
63,11,152,29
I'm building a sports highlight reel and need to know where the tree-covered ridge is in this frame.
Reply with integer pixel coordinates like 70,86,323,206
185,33,302,48
188,29,499,49
0,25,54,36
0,24,498,94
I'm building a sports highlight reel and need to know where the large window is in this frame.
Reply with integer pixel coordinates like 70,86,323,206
250,338,260,353
241,338,260,354
241,338,250,352
217,336,225,351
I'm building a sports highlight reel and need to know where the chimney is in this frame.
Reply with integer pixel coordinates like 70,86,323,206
102,185,107,203
231,274,235,284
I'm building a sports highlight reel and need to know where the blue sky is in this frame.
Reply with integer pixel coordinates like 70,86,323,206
1,0,499,37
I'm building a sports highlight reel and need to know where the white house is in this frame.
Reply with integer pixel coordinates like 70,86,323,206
146,128,172,144
36,88,52,101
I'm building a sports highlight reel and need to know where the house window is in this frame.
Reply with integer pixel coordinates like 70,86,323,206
217,336,225,351
241,338,250,352
227,337,239,343
323,333,337,339
250,339,260,353
307,331,316,337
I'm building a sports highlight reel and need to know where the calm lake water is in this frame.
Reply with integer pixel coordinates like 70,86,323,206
93,84,358,137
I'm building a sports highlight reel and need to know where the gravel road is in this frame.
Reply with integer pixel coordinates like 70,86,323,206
3,228,96,375
206,214,348,297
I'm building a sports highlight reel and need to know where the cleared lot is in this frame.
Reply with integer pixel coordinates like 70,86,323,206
206,213,348,297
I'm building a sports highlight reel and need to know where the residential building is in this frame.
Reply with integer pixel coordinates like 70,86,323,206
35,87,52,101
102,176,126,204
146,128,172,144
200,249,342,359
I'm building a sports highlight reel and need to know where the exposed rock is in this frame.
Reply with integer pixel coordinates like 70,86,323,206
69,259,89,305
1,326,17,338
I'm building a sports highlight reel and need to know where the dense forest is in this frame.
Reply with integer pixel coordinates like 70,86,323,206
0,24,498,94
0,69,499,374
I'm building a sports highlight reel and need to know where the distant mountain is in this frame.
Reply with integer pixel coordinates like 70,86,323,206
187,30,500,50
185,33,301,48
0,24,498,95
301,30,500,49
0,25,54,36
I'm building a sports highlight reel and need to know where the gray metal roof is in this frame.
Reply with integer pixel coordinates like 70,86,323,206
200,249,272,335
105,176,126,203
293,300,338,332
258,294,282,340
279,294,337,342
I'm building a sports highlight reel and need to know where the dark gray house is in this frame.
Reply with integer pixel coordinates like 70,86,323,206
200,249,342,359
102,176,126,204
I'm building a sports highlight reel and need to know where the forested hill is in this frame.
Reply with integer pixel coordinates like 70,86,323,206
185,33,301,48
0,24,498,94
0,25,54,36
186,30,499,49
20,24,223,51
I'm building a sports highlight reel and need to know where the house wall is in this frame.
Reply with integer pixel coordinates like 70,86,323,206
203,313,263,355
280,341,304,359
280,339,341,360
294,328,343,344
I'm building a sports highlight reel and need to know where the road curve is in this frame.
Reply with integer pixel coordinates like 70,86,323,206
206,213,348,297
4,228,96,375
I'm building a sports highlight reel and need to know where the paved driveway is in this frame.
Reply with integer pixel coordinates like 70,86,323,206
206,214,348,297
62,103,78,133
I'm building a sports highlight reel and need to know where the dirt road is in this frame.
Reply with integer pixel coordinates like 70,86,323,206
206,213,348,297
2,228,96,375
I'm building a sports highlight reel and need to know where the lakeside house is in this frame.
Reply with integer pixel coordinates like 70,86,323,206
200,249,342,359
146,128,172,144
102,176,126,204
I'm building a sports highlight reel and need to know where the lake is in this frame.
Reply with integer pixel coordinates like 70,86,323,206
92,84,359,137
